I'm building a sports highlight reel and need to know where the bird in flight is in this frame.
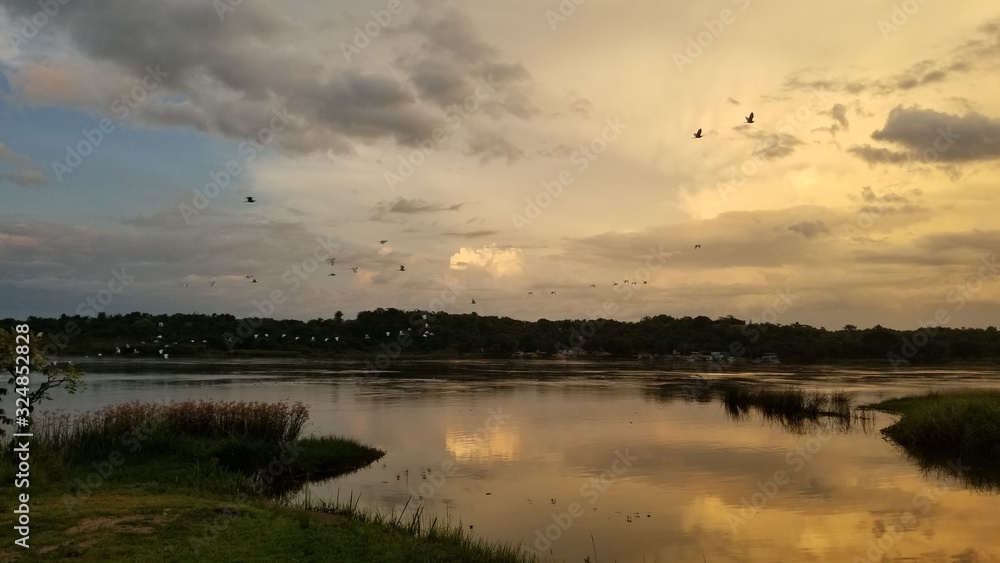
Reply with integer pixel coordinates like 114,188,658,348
350,267,358,273
528,291,533,295
590,284,596,287
326,258,336,265
379,240,388,245
245,196,255,203
399,265,405,271
251,278,258,283
471,299,477,304
693,128,702,139
244,275,254,279
208,281,216,287
550,291,556,295
745,112,754,124
694,244,701,249
328,273,336,276
643,280,648,284
613,282,618,286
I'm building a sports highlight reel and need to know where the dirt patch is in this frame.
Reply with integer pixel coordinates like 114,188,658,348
67,514,175,536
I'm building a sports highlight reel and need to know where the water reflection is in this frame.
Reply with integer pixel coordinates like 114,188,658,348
38,359,1000,562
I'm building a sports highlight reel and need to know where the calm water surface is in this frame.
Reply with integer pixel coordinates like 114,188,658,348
43,359,1000,562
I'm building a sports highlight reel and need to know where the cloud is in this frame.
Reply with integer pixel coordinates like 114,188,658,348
373,197,463,215
847,145,910,165
744,131,804,160
449,243,522,276
786,220,830,239
828,103,849,130
0,143,46,188
0,0,535,158
465,129,524,164
442,229,499,238
868,105,1000,162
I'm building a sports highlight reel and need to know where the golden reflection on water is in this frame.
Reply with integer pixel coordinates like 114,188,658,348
445,425,520,462
46,362,1000,562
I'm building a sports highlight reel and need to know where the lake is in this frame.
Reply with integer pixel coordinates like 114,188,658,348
41,358,1000,562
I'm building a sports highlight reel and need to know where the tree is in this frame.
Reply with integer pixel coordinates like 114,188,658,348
1,327,84,445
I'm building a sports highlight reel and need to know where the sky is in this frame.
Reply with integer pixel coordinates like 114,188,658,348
1,0,999,329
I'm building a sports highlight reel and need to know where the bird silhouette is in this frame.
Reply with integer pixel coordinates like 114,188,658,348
471,299,477,304
693,128,703,139
350,267,358,273
244,275,254,279
590,284,596,287
326,258,336,265
613,282,618,286
745,112,754,124
643,280,648,284
328,273,336,276
528,291,533,295
245,196,256,203
208,281,216,287
379,240,388,244
399,265,405,271
550,291,556,295
694,244,701,249
252,278,258,283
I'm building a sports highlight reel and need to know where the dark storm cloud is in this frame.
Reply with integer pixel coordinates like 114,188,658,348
787,220,830,239
0,0,534,156
394,7,535,119
859,106,1000,163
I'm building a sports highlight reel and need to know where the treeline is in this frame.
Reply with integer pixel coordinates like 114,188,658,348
4,310,1000,365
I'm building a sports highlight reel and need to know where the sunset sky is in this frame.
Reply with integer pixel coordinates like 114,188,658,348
2,0,999,329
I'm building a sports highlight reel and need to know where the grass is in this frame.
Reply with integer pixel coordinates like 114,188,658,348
717,383,855,422
867,389,1000,489
0,399,534,561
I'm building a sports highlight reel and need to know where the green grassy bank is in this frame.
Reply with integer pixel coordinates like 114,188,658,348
0,400,535,562
868,390,1000,489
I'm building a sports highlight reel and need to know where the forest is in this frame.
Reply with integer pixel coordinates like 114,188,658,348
4,309,1000,365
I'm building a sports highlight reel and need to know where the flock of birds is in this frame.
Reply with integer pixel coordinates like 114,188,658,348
214,114,754,303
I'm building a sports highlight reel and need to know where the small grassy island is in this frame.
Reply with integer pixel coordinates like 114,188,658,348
0,400,535,562
868,390,1000,489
